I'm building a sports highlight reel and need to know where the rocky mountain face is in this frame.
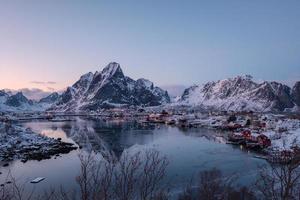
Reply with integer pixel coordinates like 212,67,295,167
291,82,300,107
177,75,299,112
0,90,8,97
39,92,60,104
1,67,298,113
50,62,170,111
5,92,33,107
0,91,46,112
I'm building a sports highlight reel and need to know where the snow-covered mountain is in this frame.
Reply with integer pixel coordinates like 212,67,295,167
0,91,47,112
177,75,299,112
39,92,60,104
291,82,300,107
1,67,298,113
50,62,170,111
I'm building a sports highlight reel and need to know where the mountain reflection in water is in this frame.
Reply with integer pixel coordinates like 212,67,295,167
0,117,266,196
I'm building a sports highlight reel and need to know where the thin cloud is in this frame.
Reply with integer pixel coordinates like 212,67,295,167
31,81,45,85
30,81,57,85
47,81,57,84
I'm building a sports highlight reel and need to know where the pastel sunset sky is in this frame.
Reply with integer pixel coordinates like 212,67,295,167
0,0,299,95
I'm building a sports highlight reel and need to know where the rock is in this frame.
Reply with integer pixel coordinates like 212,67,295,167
2,163,9,167
39,92,59,104
291,82,300,106
5,92,32,107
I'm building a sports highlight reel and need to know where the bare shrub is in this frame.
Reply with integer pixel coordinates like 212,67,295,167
139,150,169,200
36,187,75,200
75,148,169,200
0,183,14,200
113,151,142,200
0,171,35,200
255,151,300,200
178,168,256,200
0,149,169,200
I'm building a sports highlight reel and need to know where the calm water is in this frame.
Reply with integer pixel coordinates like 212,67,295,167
0,117,267,196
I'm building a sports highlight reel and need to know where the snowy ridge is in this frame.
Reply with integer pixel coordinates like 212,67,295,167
177,75,298,112
0,91,48,112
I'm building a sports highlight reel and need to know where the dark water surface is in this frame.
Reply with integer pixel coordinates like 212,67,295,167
0,117,266,196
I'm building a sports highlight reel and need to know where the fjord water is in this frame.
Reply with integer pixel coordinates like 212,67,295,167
0,117,266,196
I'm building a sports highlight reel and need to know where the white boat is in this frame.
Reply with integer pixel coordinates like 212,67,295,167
30,177,45,184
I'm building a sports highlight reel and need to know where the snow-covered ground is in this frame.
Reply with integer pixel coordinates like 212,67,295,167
162,111,300,151
262,118,300,150
0,121,77,162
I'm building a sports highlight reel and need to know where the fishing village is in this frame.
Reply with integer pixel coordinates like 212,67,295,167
1,107,300,165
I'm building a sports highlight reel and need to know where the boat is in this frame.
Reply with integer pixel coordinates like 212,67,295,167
30,177,45,184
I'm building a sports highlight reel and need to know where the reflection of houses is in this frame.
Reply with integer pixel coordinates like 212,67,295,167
178,118,189,128
147,114,166,123
147,110,170,123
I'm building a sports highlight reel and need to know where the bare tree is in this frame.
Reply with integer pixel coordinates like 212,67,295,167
75,148,169,200
139,150,169,200
114,151,142,200
255,150,300,200
76,153,98,200
0,148,169,200
0,183,14,200
0,171,36,200
178,168,256,200
36,187,75,200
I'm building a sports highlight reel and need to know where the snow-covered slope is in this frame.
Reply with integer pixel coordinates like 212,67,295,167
39,92,60,104
177,75,298,112
0,91,46,112
50,62,170,111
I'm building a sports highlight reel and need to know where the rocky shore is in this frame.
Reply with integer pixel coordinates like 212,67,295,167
0,121,77,163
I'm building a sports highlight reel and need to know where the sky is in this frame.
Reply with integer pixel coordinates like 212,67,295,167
0,0,299,98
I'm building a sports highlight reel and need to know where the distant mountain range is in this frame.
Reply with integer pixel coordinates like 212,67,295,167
0,90,50,112
176,75,300,112
0,63,299,113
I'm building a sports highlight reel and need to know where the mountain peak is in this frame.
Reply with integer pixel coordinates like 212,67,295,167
50,62,170,111
5,91,30,107
238,74,253,80
102,62,122,74
99,62,124,82
14,92,28,100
